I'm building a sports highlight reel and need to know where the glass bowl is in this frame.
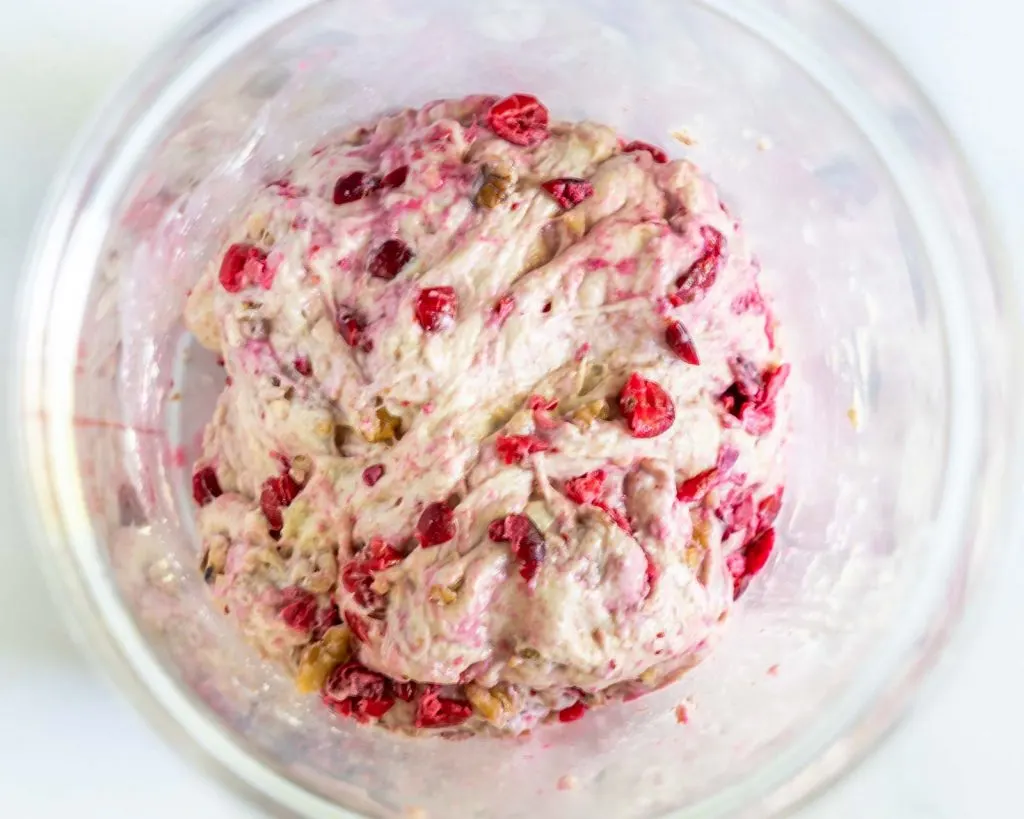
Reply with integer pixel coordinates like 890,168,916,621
14,0,1021,817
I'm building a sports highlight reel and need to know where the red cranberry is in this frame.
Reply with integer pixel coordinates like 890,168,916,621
333,171,378,205
324,697,355,717
564,469,607,505
557,701,588,723
279,586,318,632
643,550,659,593
341,538,404,610
416,501,456,547
596,502,632,534
725,488,757,536
362,464,385,487
259,471,301,534
721,361,788,429
491,294,516,326
191,465,222,506
719,383,748,419
729,527,778,600
488,513,546,582
676,446,739,502
414,286,458,332
757,488,784,531
730,356,763,400
495,434,551,465
676,225,725,300
665,321,700,365
363,537,405,572
676,467,716,503
337,310,371,351
745,405,777,436
378,165,409,189
414,687,473,728
344,609,371,643
541,177,595,210
219,243,270,293
294,356,312,376
618,372,676,438
311,603,340,641
368,238,414,280
358,697,395,719
762,363,791,403
526,395,559,412
486,93,550,146
743,527,776,576
623,140,669,163
392,680,417,702
322,661,395,723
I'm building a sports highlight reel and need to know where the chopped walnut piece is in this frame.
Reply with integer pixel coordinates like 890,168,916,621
572,399,611,428
428,584,458,605
543,209,588,258
691,515,714,548
365,406,403,443
475,160,516,209
684,545,703,570
200,534,229,580
295,625,352,693
242,319,270,340
465,682,515,725
245,211,271,241
289,454,313,484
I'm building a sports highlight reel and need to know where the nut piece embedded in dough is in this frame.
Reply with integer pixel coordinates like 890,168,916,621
289,454,313,484
200,535,230,583
295,625,352,694
465,682,515,725
428,584,458,605
571,399,611,429
364,407,403,443
475,162,516,209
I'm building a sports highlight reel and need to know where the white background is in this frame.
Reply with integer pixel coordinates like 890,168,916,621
1,1,1021,816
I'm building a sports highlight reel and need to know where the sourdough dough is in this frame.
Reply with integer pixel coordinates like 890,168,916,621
186,94,788,736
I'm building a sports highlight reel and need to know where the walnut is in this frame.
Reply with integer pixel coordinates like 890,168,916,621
429,585,458,605
245,211,275,245
289,454,313,484
200,535,229,581
234,301,270,340
304,552,337,594
542,209,587,258
364,406,403,443
691,515,713,547
475,162,516,209
465,682,515,725
572,399,611,429
684,545,703,570
295,625,352,694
